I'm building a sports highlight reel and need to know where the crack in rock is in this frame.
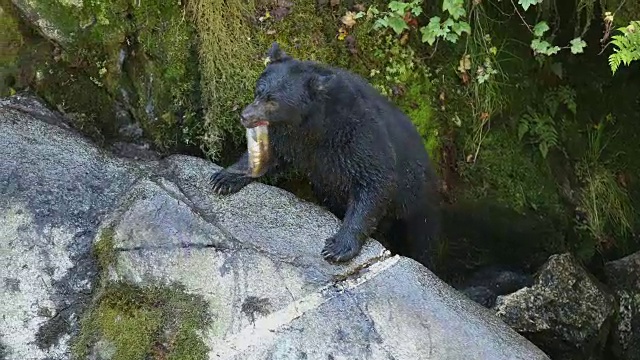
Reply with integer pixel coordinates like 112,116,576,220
209,255,401,358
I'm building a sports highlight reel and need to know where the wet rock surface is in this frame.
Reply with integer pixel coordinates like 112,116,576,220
0,94,144,359
0,94,551,359
493,253,615,360
604,251,640,360
460,265,534,308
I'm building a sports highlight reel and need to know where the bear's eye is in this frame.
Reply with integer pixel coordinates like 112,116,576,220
255,81,268,97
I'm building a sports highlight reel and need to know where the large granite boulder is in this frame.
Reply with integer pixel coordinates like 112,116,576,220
0,94,143,359
493,253,616,360
0,94,550,359
604,251,640,360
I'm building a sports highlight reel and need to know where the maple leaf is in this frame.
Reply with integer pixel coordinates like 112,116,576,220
569,37,587,54
518,0,542,11
533,21,549,37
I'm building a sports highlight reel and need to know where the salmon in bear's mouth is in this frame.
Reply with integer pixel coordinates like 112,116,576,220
246,125,270,178
245,120,270,128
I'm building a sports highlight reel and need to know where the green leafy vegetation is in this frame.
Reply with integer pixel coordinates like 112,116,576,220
371,0,423,35
366,0,471,46
609,21,640,74
518,86,577,158
518,108,559,159
420,0,471,45
518,0,543,12
0,3,23,97
458,126,563,215
342,4,442,160
575,116,634,252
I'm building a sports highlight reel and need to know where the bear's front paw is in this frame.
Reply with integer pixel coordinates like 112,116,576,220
321,234,362,263
209,170,251,195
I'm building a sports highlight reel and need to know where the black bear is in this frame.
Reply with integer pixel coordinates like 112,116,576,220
210,42,441,267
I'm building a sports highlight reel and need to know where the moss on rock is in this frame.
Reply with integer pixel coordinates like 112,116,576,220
32,54,121,143
254,0,342,64
0,4,23,96
10,0,81,45
93,227,116,273
185,0,263,160
125,0,201,151
73,282,210,360
7,0,201,152
74,228,211,360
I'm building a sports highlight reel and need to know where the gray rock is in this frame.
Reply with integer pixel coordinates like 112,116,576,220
462,286,498,308
0,94,145,359
10,0,75,45
494,253,615,360
460,266,534,308
604,251,640,360
0,94,551,359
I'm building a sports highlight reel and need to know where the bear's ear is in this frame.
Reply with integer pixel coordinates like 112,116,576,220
308,73,336,94
266,42,291,64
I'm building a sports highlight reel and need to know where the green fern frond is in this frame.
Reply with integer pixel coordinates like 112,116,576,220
609,53,623,74
518,107,559,158
556,86,577,114
608,21,640,75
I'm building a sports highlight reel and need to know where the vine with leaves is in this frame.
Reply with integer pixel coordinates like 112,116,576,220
337,0,638,164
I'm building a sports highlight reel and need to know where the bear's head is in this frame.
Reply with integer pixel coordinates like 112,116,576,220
239,42,336,129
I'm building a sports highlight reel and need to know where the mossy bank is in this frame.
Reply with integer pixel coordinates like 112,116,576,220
2,0,201,151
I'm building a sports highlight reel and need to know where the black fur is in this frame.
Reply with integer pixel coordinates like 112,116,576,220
210,42,441,267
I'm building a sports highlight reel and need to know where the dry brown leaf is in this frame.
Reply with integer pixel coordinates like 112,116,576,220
460,72,470,85
458,54,471,73
403,12,418,28
341,11,357,28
